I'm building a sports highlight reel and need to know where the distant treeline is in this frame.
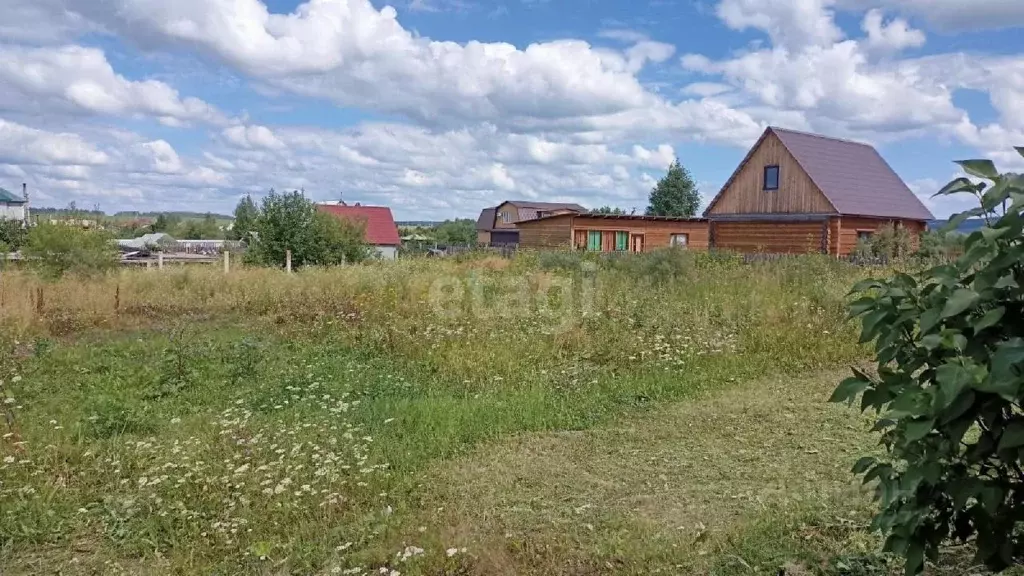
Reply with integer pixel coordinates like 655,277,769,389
31,207,233,221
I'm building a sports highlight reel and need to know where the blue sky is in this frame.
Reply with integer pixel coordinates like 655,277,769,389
0,0,1022,220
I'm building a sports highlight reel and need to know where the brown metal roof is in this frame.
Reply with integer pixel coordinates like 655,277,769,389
772,128,933,220
704,127,933,221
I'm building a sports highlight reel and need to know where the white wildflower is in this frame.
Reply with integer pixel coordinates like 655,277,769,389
2,456,13,464
446,548,459,557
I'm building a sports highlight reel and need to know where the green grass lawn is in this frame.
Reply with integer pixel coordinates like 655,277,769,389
0,253,1000,575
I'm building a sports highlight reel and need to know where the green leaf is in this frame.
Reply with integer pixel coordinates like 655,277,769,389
852,456,876,474
997,421,1024,451
933,177,976,197
860,309,891,343
904,418,935,442
919,334,943,351
904,541,925,575
848,296,877,317
935,362,974,403
956,159,999,179
973,307,1005,334
941,288,979,319
850,279,883,294
830,376,871,403
919,307,942,334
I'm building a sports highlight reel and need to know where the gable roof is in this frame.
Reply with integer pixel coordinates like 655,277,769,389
0,188,26,204
704,127,933,221
317,205,401,246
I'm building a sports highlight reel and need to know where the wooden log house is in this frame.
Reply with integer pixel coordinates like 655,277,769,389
703,127,933,255
516,213,709,252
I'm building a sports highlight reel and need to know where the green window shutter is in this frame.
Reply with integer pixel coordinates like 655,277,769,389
615,231,628,251
587,230,601,251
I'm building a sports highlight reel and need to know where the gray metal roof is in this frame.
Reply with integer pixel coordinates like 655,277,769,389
475,207,496,231
771,128,934,220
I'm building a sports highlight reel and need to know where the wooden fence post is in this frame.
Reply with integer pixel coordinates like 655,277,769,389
158,252,164,270
285,250,292,274
114,284,120,313
223,250,230,274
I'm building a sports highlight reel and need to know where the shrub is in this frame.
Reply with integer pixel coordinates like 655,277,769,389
22,223,118,280
831,153,1024,573
869,223,914,260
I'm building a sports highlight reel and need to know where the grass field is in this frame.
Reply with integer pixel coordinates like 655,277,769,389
0,251,983,574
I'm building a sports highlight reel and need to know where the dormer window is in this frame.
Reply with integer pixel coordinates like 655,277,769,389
763,165,780,191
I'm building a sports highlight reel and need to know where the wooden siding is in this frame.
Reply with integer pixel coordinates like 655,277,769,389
712,221,825,254
570,216,709,252
493,201,519,229
517,216,573,248
835,217,926,256
707,132,836,215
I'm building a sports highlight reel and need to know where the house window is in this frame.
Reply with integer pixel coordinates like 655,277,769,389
500,211,512,223
587,230,602,251
763,165,780,191
670,233,689,247
615,231,629,251
857,230,873,241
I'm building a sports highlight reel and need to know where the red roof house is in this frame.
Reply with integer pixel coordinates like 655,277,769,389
317,204,401,259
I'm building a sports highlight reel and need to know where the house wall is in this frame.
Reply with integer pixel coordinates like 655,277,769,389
493,202,519,230
375,246,398,260
477,230,491,245
0,204,25,221
516,216,573,248
834,217,926,256
706,132,836,216
711,221,825,254
570,216,709,251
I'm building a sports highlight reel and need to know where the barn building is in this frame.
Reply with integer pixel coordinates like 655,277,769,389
704,127,933,255
516,213,709,252
475,200,586,245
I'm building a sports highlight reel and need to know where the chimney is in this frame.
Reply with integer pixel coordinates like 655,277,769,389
22,183,29,226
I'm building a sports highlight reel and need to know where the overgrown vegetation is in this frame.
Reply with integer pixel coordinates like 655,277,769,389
21,223,118,280
0,252,888,574
833,152,1024,574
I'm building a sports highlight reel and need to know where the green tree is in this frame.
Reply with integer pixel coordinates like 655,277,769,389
245,190,370,268
831,152,1024,574
230,195,259,241
150,214,181,234
433,219,476,245
23,223,118,280
646,159,701,217
591,206,626,215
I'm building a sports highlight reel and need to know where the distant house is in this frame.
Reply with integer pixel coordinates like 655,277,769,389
0,185,28,223
516,213,709,252
704,127,933,255
317,204,401,259
475,200,587,245
117,232,178,251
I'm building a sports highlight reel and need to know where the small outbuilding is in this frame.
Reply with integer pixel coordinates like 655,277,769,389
704,127,933,255
516,213,709,252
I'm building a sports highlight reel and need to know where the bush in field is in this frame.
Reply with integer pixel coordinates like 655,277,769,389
832,152,1024,574
245,190,371,268
23,223,118,280
870,223,914,260
0,219,27,251
916,229,965,263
